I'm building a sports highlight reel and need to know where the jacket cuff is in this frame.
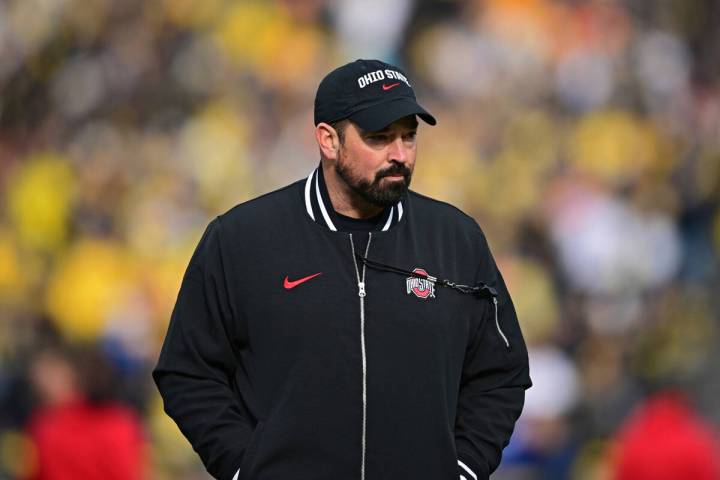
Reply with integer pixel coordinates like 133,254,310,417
457,453,489,480
457,458,476,480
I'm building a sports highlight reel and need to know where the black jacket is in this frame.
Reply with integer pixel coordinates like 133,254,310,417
153,167,532,480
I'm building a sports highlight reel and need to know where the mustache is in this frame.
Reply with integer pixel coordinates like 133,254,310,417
376,164,412,180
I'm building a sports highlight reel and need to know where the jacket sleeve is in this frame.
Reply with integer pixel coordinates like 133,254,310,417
152,217,252,480
454,229,532,480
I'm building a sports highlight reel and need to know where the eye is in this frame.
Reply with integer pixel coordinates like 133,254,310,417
403,131,417,142
366,134,389,143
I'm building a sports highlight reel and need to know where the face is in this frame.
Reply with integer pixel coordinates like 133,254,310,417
334,115,418,208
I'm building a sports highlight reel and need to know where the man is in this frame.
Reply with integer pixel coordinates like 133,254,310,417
153,59,531,480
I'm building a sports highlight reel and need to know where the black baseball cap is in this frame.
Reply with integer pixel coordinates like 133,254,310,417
314,59,436,132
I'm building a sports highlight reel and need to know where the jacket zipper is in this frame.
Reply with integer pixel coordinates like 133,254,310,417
349,233,372,480
493,297,510,348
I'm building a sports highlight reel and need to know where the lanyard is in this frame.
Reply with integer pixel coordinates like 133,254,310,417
354,254,498,299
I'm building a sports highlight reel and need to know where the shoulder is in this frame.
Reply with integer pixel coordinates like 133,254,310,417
213,180,304,236
222,180,302,222
406,192,499,279
405,191,495,263
406,190,484,236
185,180,304,256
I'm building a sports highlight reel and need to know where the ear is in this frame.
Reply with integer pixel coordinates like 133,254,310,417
315,122,340,161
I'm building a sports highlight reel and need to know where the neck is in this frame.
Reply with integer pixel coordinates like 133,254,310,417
321,162,384,219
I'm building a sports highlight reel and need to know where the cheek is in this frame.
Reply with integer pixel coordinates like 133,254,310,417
340,149,374,181
355,151,385,177
406,150,417,170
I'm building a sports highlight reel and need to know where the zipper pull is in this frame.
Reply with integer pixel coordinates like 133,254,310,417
358,281,366,298
494,297,510,348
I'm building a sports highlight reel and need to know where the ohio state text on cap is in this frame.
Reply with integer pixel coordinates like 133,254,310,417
314,59,436,132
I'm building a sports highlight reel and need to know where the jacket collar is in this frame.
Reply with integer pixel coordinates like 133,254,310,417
303,165,404,232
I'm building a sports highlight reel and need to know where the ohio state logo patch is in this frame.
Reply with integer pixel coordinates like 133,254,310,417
406,268,436,299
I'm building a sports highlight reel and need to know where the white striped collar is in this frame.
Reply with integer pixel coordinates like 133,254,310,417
303,167,404,232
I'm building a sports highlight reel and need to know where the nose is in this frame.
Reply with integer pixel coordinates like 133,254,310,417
387,136,408,164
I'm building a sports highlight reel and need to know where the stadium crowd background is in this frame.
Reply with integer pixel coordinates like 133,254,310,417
0,0,719,478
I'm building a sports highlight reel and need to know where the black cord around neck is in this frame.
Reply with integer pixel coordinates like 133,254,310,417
354,254,497,299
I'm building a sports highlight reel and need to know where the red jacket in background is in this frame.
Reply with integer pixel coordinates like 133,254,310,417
25,401,145,480
612,392,720,480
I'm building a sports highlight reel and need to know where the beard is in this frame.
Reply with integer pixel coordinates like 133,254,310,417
335,155,413,208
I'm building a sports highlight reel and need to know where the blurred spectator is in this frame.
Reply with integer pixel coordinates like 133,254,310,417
609,391,720,480
499,345,580,479
22,342,147,480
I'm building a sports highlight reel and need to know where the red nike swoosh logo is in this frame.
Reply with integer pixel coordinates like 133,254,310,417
382,82,401,91
283,272,322,289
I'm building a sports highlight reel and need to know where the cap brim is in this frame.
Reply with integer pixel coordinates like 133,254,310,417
349,98,437,132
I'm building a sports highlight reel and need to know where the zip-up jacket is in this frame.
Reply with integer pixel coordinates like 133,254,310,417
153,167,532,480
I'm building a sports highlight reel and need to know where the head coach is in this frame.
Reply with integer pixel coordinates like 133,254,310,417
153,59,532,480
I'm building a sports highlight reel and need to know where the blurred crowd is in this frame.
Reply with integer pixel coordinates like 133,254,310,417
1,0,719,478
